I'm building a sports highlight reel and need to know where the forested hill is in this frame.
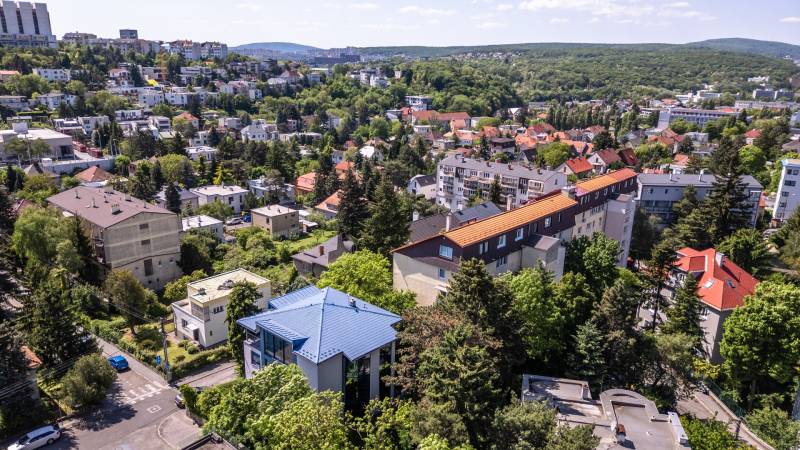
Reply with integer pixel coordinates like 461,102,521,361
356,38,800,60
687,38,800,60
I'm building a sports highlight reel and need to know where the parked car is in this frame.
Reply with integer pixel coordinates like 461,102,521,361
226,217,243,226
7,424,61,450
175,386,203,408
107,355,129,371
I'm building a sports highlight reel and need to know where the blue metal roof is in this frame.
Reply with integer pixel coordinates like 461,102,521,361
237,286,401,364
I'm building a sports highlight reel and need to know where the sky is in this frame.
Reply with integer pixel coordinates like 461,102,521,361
44,0,800,49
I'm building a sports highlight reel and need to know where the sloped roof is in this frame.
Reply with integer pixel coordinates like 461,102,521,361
574,168,637,195
565,157,593,174
594,148,621,165
674,247,759,311
443,194,576,247
48,186,174,228
237,287,401,364
409,202,502,243
295,172,316,192
618,147,639,166
75,165,113,183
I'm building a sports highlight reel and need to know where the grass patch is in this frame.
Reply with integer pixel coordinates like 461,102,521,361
284,230,337,254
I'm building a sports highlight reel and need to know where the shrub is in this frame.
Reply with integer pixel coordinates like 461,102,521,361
174,354,186,363
179,384,199,413
178,339,189,348
171,347,231,379
62,354,117,408
186,343,200,354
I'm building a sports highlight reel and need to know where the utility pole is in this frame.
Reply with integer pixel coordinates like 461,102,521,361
160,317,171,382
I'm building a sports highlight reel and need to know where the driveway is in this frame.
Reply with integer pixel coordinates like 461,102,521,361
50,339,201,449
175,360,237,389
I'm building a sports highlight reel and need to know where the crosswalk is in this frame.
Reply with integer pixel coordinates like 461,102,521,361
121,382,171,405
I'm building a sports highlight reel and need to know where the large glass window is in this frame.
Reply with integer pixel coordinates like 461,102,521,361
264,332,292,364
345,355,371,414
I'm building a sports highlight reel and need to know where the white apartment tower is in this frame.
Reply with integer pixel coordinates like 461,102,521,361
0,1,55,48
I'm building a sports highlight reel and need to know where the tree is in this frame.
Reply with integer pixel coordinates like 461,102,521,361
227,281,260,375
151,159,165,191
745,406,800,450
488,176,502,205
491,401,598,450
671,184,700,222
353,398,414,450
180,231,217,275
717,228,770,277
503,268,565,362
21,269,95,366
683,417,743,450
104,270,152,336
359,176,409,257
313,152,335,204
592,130,616,151
12,206,82,278
0,322,42,435
336,170,368,240
441,259,524,391
260,392,351,450
705,137,752,243
564,233,621,295
721,282,800,404
539,142,571,168
62,353,117,408
661,276,704,349
164,183,182,214
629,208,660,262
416,323,503,448
196,200,234,221
318,250,415,315
739,144,766,175
569,320,607,392
163,270,207,304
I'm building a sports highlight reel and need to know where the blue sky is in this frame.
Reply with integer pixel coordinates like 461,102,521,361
46,0,800,48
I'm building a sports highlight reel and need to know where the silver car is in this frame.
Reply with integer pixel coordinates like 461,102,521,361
7,425,61,450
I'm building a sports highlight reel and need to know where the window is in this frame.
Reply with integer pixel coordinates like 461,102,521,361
478,241,488,255
141,239,150,246
439,245,453,259
496,255,508,268
782,191,790,197
557,212,562,223
497,235,506,248
181,319,188,328
144,259,154,276
438,268,446,280
700,307,709,318
264,332,292,364
544,217,552,228
139,223,149,230
212,305,225,314
251,350,261,369
515,228,524,241
785,180,797,187
531,222,538,233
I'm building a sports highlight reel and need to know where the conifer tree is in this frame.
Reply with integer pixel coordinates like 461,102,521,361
151,159,165,191
662,276,704,350
165,183,182,214
489,176,502,205
359,176,409,257
706,137,752,244
336,170,368,240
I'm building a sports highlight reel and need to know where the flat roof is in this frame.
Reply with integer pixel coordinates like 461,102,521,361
48,186,174,229
637,172,763,189
190,184,248,196
251,205,298,216
182,214,222,230
187,269,270,305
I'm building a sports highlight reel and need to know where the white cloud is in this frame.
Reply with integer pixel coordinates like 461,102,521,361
476,22,503,29
665,1,690,7
496,3,514,11
427,18,441,25
236,2,262,11
361,23,420,31
587,17,600,23
400,5,456,16
350,2,378,10
518,0,653,19
550,17,569,23
780,16,800,23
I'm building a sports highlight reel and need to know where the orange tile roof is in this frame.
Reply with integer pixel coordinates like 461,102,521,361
674,247,758,311
565,157,593,174
744,129,761,138
296,172,316,192
75,165,113,183
575,168,637,194
21,346,42,369
443,194,576,246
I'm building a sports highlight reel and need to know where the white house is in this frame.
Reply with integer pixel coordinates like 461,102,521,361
190,184,249,214
407,174,437,201
181,214,224,240
32,68,71,82
359,145,384,162
186,146,218,161
172,269,271,348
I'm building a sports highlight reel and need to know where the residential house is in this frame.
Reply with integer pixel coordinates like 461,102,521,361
190,184,248,214
586,148,622,173
395,169,638,305
557,157,593,178
74,165,113,187
47,187,182,290
155,184,199,211
0,122,73,162
148,115,172,132
251,205,301,239
181,214,224,240
636,172,763,226
186,146,218,162
657,107,736,129
405,95,433,111
359,145,383,162
241,122,277,142
32,68,70,82
408,201,502,244
315,190,342,219
248,177,295,204
0,95,28,111
172,269,271,348
668,248,758,363
175,112,200,129
407,174,437,200
773,159,800,222
292,235,354,278
436,155,568,211
237,286,401,410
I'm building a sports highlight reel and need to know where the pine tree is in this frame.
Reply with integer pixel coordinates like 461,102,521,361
336,170,368,240
0,186,14,233
706,137,752,243
489,176,502,205
207,157,218,185
313,152,334,204
671,184,700,222
151,160,165,191
359,177,409,257
0,321,41,431
662,276,704,350
70,217,100,285
165,183,182,214
570,320,607,392
179,159,196,188
4,166,17,192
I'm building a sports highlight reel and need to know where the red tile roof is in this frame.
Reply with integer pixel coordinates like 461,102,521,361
176,112,199,122
744,129,761,139
75,165,113,183
296,172,316,193
594,148,621,165
674,247,758,311
565,157,593,174
618,148,638,166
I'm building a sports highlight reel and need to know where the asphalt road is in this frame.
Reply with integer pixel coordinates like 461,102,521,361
49,340,201,450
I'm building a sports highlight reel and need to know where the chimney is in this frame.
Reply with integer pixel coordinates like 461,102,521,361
90,197,97,208
319,244,325,256
561,186,576,200
124,193,131,201
445,213,453,232
669,172,674,181
506,195,512,211
412,210,420,222
74,189,80,199
110,203,120,214
715,252,725,267
698,169,705,182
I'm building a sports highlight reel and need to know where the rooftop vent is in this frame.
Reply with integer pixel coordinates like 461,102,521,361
219,279,235,290
197,288,206,295
110,203,121,214
348,296,356,307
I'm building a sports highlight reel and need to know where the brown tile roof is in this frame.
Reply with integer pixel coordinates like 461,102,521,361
75,165,113,183
48,186,174,229
295,172,316,193
618,148,638,166
574,168,637,194
443,194,577,246
565,157,593,174
594,148,621,165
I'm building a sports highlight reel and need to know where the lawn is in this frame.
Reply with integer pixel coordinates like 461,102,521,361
283,229,337,254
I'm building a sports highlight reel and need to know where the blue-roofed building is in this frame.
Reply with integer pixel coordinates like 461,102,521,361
237,286,401,411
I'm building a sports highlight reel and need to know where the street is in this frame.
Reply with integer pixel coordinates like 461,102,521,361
50,340,201,450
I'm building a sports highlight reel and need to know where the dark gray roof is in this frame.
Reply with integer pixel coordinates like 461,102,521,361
291,234,354,267
409,202,503,243
637,173,763,189
411,173,436,187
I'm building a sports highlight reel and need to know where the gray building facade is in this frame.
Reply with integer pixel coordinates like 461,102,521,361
0,1,55,48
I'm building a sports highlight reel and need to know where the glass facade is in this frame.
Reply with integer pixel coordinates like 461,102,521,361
264,332,293,364
344,355,371,414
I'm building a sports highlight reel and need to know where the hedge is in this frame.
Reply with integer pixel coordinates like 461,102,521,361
171,346,231,379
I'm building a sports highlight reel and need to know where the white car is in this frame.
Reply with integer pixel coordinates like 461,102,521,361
7,425,61,450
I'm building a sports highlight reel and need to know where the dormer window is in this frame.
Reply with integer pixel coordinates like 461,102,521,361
439,245,453,259
515,228,524,241
497,235,507,249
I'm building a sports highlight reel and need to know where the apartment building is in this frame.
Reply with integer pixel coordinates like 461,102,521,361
47,187,183,290
405,95,433,111
0,122,73,162
190,184,248,214
773,159,800,223
657,107,736,129
436,155,568,211
172,269,270,348
32,67,70,82
0,95,28,111
0,1,56,48
394,169,638,305
636,172,763,226
250,205,301,239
